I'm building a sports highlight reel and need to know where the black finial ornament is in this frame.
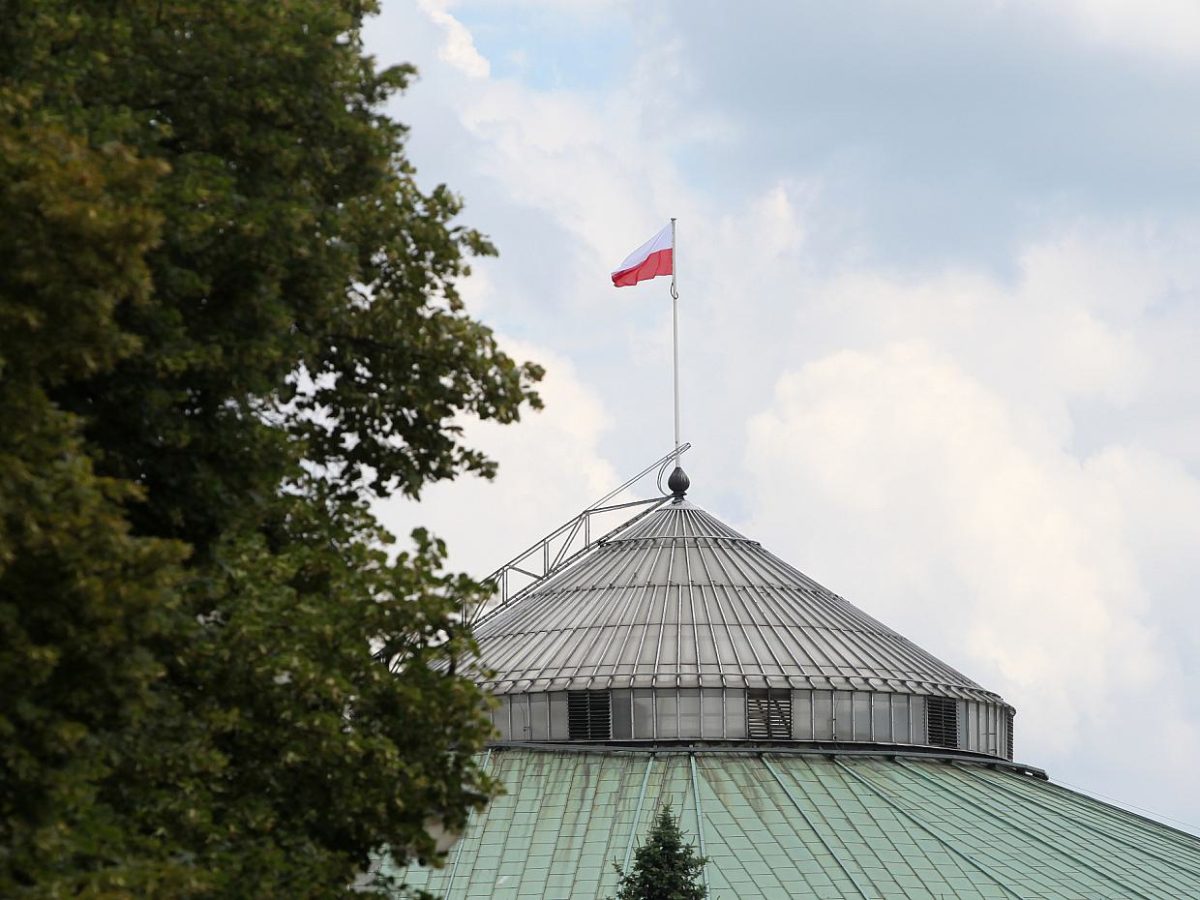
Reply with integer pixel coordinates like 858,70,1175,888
667,466,690,498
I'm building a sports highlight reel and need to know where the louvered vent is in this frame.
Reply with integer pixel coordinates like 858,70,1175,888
927,696,959,749
747,689,792,740
1005,709,1014,760
567,690,611,740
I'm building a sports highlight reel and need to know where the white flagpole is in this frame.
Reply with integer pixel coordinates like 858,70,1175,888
670,217,681,467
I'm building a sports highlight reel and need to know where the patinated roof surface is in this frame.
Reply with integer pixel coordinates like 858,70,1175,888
386,748,1200,899
472,500,1004,705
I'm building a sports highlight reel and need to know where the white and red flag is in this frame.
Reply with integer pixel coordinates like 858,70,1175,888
611,223,674,287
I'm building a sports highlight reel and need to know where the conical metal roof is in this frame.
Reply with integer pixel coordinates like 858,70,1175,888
472,498,1004,706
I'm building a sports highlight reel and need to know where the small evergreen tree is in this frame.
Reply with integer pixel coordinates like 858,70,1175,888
610,804,708,900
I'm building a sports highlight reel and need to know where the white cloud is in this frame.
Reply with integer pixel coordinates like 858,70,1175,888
1026,0,1200,64
417,0,491,78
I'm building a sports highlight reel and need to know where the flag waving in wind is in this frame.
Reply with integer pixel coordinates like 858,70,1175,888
611,223,674,287
612,218,684,460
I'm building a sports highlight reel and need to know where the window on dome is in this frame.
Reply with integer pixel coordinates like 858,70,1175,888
678,689,701,735
872,695,891,742
611,689,632,739
833,691,852,740
792,690,814,740
511,694,530,740
747,688,792,740
1005,709,1014,760
725,689,746,737
631,690,654,738
852,692,872,740
893,695,912,744
701,689,724,738
529,693,549,740
656,691,679,739
926,696,959,749
813,691,833,740
567,690,611,740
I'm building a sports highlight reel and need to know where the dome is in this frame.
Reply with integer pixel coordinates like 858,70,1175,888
473,497,1014,759
387,482,1200,899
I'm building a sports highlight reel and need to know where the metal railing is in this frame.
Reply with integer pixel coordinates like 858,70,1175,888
468,444,691,625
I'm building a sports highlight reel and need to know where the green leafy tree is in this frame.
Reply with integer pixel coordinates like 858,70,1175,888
0,1,541,896
610,805,709,900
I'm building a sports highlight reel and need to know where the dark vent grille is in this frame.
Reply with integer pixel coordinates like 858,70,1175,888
926,697,959,748
567,691,611,741
1005,709,1014,760
747,689,792,740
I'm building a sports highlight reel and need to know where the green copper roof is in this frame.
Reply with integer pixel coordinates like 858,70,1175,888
386,748,1200,899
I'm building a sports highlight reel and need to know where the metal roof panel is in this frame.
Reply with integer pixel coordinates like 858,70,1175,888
384,748,1200,899
470,500,1005,705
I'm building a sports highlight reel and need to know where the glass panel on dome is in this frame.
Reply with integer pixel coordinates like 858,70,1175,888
657,690,679,739
638,632,659,666
511,694,530,741
650,550,672,583
725,689,746,738
493,697,510,740
729,626,755,662
910,695,927,744
612,689,632,739
792,690,814,740
696,628,717,668
872,694,891,742
852,692,871,741
610,632,635,678
814,691,833,740
646,592,666,625
713,628,735,667
663,590,680,624
659,626,678,665
892,695,911,744
581,630,609,666
679,689,701,736
549,692,568,740
679,625,696,662
833,692,852,741
701,689,723,738
633,690,655,739
529,692,549,740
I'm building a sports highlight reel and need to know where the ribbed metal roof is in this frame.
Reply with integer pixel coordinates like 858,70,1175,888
472,499,1005,706
388,747,1200,899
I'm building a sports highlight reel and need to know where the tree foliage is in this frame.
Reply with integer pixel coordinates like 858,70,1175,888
610,805,708,900
0,1,542,895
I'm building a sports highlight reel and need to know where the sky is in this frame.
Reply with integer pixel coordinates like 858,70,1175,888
364,1,1200,832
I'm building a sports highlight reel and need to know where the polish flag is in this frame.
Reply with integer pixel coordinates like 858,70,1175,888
611,223,673,287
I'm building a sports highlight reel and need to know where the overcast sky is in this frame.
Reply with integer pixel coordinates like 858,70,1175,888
365,1,1200,833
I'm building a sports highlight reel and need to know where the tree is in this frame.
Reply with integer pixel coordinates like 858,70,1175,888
610,805,709,900
0,1,541,896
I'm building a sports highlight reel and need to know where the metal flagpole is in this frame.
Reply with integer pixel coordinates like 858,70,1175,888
670,217,680,466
